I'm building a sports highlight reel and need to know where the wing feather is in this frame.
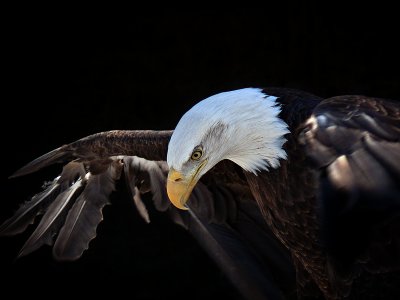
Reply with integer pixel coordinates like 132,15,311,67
18,179,83,258
300,95,400,199
299,95,400,296
364,135,400,180
0,179,61,236
132,187,150,223
1,161,85,236
53,159,123,260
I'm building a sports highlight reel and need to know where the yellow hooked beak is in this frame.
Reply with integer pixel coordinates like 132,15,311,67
167,161,207,210
166,169,198,210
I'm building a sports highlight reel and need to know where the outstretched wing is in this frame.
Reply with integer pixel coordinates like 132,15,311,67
8,130,173,178
299,95,400,297
1,130,296,300
2,130,172,260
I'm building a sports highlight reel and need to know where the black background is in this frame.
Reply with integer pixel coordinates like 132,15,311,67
1,7,399,299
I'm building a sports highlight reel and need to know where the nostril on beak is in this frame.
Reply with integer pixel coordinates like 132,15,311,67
168,169,185,183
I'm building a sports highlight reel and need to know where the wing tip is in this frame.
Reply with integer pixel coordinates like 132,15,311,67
9,171,27,179
9,146,71,179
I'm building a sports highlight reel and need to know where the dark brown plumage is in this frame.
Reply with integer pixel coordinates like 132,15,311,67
1,88,399,299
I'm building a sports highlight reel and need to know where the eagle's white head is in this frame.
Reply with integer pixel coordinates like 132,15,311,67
166,88,290,209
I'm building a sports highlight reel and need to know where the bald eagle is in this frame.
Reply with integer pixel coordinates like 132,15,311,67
1,87,399,299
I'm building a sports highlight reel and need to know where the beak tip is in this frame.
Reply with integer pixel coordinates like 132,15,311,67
167,188,189,210
172,203,189,211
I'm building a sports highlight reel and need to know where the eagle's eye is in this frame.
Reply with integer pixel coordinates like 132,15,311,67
191,149,203,161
